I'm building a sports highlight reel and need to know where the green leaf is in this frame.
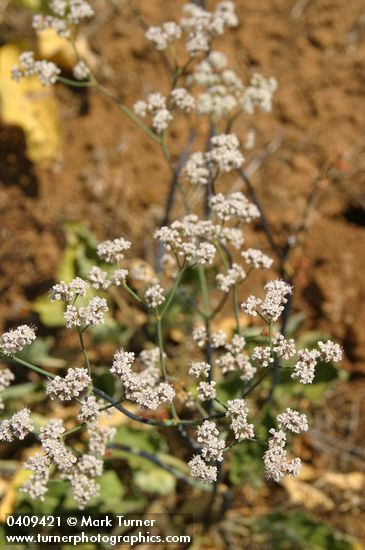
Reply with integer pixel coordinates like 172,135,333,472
57,245,77,283
285,313,306,336
33,295,65,327
113,425,164,454
20,336,66,368
97,470,124,511
134,469,176,495
254,510,357,549
229,441,264,487
0,382,36,401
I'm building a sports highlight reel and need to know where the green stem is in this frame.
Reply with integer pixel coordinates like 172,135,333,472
10,356,57,379
198,265,210,318
161,135,190,214
233,285,241,336
57,76,92,87
77,329,93,393
269,322,273,349
156,312,168,382
215,239,229,269
155,310,178,420
123,283,142,303
94,82,161,144
214,397,228,411
223,437,260,453
62,424,84,438
160,267,185,318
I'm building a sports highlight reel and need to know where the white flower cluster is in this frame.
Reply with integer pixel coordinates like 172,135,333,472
145,21,182,50
134,93,172,134
32,0,94,39
192,327,227,349
64,297,108,328
291,340,343,384
40,418,65,440
263,408,308,482
188,419,226,483
226,399,255,440
197,380,216,401
155,202,257,268
41,438,77,472
0,325,36,356
211,330,227,348
291,348,320,385
197,420,225,462
318,340,343,363
46,368,91,401
216,263,246,293
63,422,111,508
87,267,110,290
11,51,61,86
187,48,277,119
97,237,131,263
73,60,90,81
242,248,273,270
185,134,244,185
192,326,208,348
112,268,129,286
87,423,116,457
241,279,293,322
277,408,308,434
181,2,238,57
187,454,217,483
49,277,88,302
110,348,175,410
251,345,274,368
215,334,256,381
263,428,301,483
240,73,278,114
134,88,195,134
22,419,75,500
21,453,50,501
189,361,211,378
272,334,296,360
78,396,100,423
170,88,196,113
0,408,34,442
21,417,115,508
144,283,165,308
154,215,217,265
0,368,14,410
210,192,260,223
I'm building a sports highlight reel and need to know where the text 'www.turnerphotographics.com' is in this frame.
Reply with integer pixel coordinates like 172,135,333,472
4,514,194,546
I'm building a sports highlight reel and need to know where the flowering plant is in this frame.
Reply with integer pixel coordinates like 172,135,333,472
2,0,343,513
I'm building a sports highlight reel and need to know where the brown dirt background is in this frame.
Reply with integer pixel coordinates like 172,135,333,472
1,0,365,545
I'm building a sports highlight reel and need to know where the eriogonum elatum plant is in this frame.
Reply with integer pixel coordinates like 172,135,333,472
2,0,343,509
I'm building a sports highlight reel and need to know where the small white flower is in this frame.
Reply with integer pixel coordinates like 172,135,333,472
0,325,36,356
97,237,131,263
144,283,165,308
189,361,210,378
197,381,216,401
277,408,308,434
242,248,273,270
251,346,273,368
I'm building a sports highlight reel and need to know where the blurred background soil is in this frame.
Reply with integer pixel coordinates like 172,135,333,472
1,0,365,545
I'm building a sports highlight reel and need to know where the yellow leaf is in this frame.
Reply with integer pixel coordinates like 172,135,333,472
212,315,249,337
0,44,61,164
37,29,97,71
0,469,29,522
99,408,130,428
283,478,334,512
319,471,365,492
